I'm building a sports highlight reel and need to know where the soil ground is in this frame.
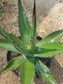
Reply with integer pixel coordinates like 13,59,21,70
0,0,63,84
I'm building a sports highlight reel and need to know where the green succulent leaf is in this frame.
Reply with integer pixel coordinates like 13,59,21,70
0,28,27,54
18,0,31,46
34,42,63,57
0,38,18,52
0,55,25,74
0,4,4,13
0,4,3,9
36,29,63,47
36,59,57,84
0,8,3,13
19,59,35,84
31,0,37,53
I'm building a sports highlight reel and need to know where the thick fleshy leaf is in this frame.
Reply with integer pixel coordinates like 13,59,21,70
0,28,27,54
0,38,18,52
19,59,35,84
0,28,33,57
36,59,57,84
0,4,3,9
36,29,63,47
0,4,4,13
34,42,63,57
0,55,25,74
31,0,37,53
18,0,31,45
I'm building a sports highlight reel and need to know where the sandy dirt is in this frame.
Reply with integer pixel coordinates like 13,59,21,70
0,0,63,84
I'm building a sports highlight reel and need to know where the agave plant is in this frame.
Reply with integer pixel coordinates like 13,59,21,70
0,0,63,84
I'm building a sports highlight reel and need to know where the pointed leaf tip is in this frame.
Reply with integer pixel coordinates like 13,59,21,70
36,29,63,47
0,55,25,74
18,0,31,46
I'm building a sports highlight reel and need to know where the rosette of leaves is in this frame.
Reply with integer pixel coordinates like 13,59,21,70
0,0,63,84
